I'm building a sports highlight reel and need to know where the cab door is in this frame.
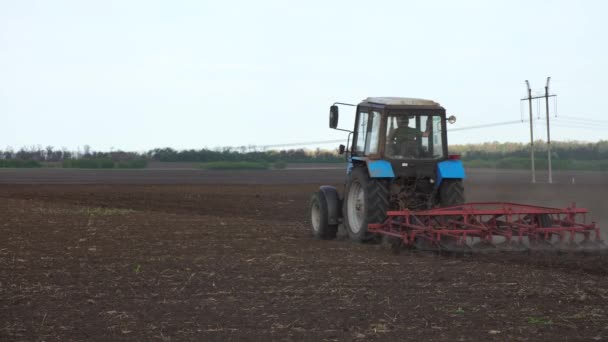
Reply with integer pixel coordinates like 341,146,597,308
352,107,383,159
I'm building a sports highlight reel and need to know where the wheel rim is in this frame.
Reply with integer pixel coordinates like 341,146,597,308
347,180,365,234
311,200,321,232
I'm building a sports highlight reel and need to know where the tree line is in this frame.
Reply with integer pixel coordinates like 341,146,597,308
450,140,608,161
1,141,607,163
0,145,344,163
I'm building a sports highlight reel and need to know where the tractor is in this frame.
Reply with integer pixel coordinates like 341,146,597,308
310,97,465,242
310,97,602,253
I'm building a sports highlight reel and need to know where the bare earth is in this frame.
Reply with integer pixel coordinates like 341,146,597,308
1,169,608,341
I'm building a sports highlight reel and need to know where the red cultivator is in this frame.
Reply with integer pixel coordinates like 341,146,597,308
368,203,604,253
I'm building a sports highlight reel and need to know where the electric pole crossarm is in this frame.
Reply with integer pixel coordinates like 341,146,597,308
520,94,557,101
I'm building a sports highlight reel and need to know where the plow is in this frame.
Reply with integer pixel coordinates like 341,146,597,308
369,202,604,254
309,97,604,254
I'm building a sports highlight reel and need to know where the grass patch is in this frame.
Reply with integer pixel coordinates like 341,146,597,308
32,206,135,216
273,161,287,169
0,159,42,168
115,160,148,169
199,161,270,170
62,159,147,169
63,158,115,169
527,317,553,325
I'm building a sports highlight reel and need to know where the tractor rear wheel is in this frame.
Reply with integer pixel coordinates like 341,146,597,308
439,179,465,207
343,167,389,243
310,191,338,240
436,179,465,251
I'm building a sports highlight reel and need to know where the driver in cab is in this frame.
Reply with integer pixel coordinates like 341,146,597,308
387,116,430,157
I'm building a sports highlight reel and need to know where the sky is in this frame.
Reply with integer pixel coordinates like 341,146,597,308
1,0,607,152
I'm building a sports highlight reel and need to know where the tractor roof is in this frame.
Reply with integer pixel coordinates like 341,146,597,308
361,97,442,108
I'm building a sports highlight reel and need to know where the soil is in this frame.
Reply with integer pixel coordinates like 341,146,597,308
1,175,608,341
1,166,607,185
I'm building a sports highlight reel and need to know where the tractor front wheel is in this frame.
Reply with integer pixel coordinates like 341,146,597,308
309,191,338,240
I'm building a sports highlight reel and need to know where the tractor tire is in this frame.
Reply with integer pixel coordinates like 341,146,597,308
436,179,465,242
343,167,389,243
309,191,338,240
538,214,552,228
439,179,465,207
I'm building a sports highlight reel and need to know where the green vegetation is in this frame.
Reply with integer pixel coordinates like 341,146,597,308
451,140,608,160
451,141,608,171
200,161,271,170
273,161,287,169
454,307,465,314
527,317,553,326
32,206,134,216
149,147,343,163
62,158,115,169
2,141,608,171
0,159,42,168
464,157,608,171
115,160,148,169
199,160,319,170
62,159,147,169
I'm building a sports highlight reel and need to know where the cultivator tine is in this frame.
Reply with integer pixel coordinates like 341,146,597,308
369,202,604,255
572,240,608,255
471,240,499,254
555,241,583,253
494,241,529,253
438,239,473,255
530,239,558,252
413,237,441,253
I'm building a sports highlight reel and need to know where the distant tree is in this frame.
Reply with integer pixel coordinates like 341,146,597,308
83,145,91,157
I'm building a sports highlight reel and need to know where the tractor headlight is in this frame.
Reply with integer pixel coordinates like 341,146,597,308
447,115,457,124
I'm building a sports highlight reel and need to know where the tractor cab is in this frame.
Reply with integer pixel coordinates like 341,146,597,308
315,96,465,242
330,97,457,179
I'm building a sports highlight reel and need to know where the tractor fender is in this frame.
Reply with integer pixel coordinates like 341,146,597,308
350,157,395,178
436,160,466,186
319,185,342,224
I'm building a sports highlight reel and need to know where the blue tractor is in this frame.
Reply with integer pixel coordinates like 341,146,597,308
310,97,466,242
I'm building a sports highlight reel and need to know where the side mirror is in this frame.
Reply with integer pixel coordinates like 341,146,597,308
447,115,457,124
338,144,345,155
329,105,339,129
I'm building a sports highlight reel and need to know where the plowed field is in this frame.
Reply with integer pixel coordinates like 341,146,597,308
1,171,608,341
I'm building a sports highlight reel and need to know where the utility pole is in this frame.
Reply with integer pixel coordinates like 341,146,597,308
545,77,553,184
525,80,536,184
521,78,557,184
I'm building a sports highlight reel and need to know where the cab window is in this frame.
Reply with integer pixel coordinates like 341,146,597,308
385,113,445,159
355,110,381,155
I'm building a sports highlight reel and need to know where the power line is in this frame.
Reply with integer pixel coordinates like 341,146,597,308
259,120,532,148
259,139,344,149
249,116,602,150
537,117,608,130
556,115,608,125
450,120,525,132
256,111,608,149
550,122,608,130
